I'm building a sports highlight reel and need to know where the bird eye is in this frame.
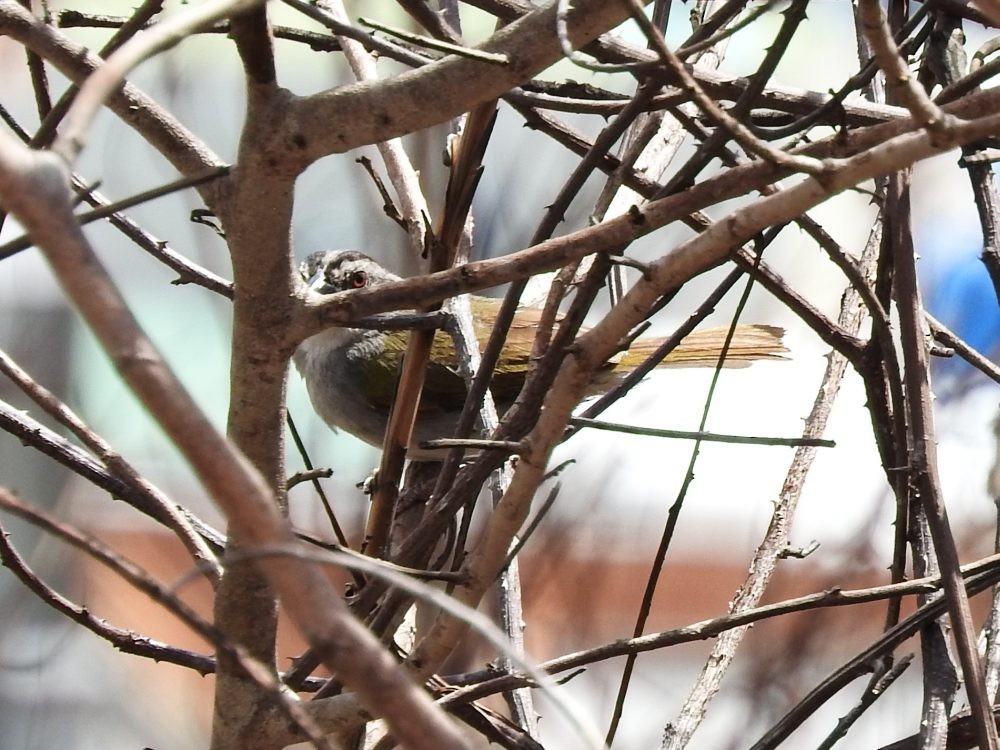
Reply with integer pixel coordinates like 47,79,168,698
349,270,368,288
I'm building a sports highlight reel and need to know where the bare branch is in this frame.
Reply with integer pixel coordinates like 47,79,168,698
0,488,333,750
442,552,1000,705
407,65,1000,687
890,172,998,747
293,87,1000,340
53,0,265,163
0,509,217,674
0,347,221,582
0,0,228,203
0,132,471,750
0,397,225,550
927,313,1000,385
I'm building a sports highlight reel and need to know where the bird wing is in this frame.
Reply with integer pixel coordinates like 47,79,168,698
615,324,787,369
359,303,537,412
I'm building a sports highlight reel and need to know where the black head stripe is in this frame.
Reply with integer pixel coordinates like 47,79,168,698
299,249,374,284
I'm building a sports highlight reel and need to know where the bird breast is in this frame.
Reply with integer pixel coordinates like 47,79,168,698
293,327,392,448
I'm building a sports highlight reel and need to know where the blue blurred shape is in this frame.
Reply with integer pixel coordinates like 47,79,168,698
927,250,1000,397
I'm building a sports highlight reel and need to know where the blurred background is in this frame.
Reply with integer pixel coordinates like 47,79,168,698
1,1,999,748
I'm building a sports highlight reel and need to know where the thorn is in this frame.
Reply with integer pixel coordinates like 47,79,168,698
778,540,820,559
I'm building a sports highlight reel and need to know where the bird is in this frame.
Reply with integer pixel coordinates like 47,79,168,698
294,250,787,457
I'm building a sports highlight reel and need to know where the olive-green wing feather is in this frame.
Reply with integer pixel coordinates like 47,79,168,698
615,324,787,369
360,298,536,411
362,315,785,410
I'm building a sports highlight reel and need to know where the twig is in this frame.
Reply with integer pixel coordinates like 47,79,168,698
0,396,224,551
0,166,230,259
0,515,218,675
499,482,562,573
890,169,998,747
429,82,658,507
625,0,826,177
54,0,266,163
284,414,356,584
418,438,525,453
733,256,867,362
351,310,451,332
0,489,334,750
282,0,430,67
0,106,233,297
286,467,334,491
620,264,764,747
314,0,430,253
675,2,772,59
568,417,835,448
927,312,1000,385
575,265,743,426
395,0,459,42
815,655,914,750
553,0,644,73
359,16,508,65
55,11,346,53
0,128,469,750
0,347,221,582
443,553,1000,705
858,0,953,140
225,543,605,750
356,155,408,230
507,85,685,115
749,561,1000,749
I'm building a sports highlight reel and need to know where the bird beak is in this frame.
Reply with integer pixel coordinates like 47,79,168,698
305,269,326,293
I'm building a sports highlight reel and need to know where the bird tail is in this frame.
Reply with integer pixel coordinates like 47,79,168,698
616,324,787,369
